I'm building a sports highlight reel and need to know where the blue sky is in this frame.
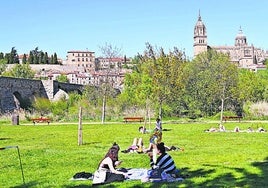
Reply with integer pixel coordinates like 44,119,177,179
1,0,268,60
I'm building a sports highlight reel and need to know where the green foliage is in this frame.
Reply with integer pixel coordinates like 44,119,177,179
56,74,69,83
238,69,266,102
51,99,68,120
6,47,19,64
122,43,186,118
3,63,35,79
32,97,51,116
0,121,267,187
0,59,7,75
182,50,239,117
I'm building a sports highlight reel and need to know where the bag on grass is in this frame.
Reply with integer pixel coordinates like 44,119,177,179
92,169,107,185
73,171,93,179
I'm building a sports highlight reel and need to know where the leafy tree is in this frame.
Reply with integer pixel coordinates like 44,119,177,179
22,54,27,64
32,97,51,116
182,50,238,121
28,51,34,64
56,74,69,83
7,47,19,64
3,63,35,78
0,52,4,59
50,54,54,65
39,51,44,64
43,52,48,64
51,99,68,120
0,59,7,75
53,53,58,64
238,69,266,103
134,43,186,118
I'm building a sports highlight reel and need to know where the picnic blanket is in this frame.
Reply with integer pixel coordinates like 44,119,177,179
70,168,184,183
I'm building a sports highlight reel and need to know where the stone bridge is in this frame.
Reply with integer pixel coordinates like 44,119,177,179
0,76,84,113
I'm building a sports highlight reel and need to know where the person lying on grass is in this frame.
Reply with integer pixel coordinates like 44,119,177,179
121,137,144,153
121,138,184,154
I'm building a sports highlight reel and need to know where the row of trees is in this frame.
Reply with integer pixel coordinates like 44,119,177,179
4,43,268,122
0,47,59,65
31,43,268,122
119,43,268,120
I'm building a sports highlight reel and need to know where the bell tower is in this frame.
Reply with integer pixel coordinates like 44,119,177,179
193,11,207,57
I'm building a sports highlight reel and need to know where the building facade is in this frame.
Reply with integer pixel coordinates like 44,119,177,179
193,13,268,69
65,50,95,71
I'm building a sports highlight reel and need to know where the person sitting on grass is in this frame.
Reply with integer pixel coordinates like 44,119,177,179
219,124,226,132
93,143,128,185
234,126,240,132
138,126,148,134
145,142,181,182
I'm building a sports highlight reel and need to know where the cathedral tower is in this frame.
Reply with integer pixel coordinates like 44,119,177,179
193,12,207,57
235,27,247,47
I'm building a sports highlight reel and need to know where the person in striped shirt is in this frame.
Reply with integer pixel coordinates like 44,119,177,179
149,142,179,175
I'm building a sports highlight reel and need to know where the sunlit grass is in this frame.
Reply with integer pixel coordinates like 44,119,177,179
0,120,267,187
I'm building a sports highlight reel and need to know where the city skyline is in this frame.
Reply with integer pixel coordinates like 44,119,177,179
1,0,268,59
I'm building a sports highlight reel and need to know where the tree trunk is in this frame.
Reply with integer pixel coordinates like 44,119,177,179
101,94,106,124
78,107,83,145
220,98,224,125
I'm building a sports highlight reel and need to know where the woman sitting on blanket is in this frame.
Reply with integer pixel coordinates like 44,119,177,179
93,143,128,185
148,142,180,177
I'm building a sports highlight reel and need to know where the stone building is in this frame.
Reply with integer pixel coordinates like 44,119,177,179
64,50,96,71
193,13,268,69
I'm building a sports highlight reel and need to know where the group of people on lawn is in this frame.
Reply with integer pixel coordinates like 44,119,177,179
92,118,182,185
205,124,267,133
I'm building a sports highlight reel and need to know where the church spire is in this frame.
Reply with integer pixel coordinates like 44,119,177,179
198,9,201,21
193,11,207,57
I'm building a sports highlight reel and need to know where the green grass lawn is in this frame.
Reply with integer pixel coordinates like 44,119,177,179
0,120,267,188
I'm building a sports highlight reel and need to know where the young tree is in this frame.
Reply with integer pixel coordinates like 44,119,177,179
99,43,121,124
136,43,186,118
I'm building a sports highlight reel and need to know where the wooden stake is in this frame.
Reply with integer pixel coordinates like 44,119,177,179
78,107,83,146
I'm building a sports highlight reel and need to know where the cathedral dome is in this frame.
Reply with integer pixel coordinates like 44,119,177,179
235,27,247,46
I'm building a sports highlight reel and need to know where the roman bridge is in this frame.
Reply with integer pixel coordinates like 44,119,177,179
0,76,84,113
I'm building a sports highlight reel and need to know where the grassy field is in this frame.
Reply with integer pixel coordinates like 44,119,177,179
0,119,267,188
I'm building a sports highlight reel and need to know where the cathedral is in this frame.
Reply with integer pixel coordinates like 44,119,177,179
193,13,268,70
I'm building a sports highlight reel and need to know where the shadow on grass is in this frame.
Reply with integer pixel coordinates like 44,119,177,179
11,181,39,188
0,137,11,140
83,142,102,146
179,156,268,187
61,157,268,187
